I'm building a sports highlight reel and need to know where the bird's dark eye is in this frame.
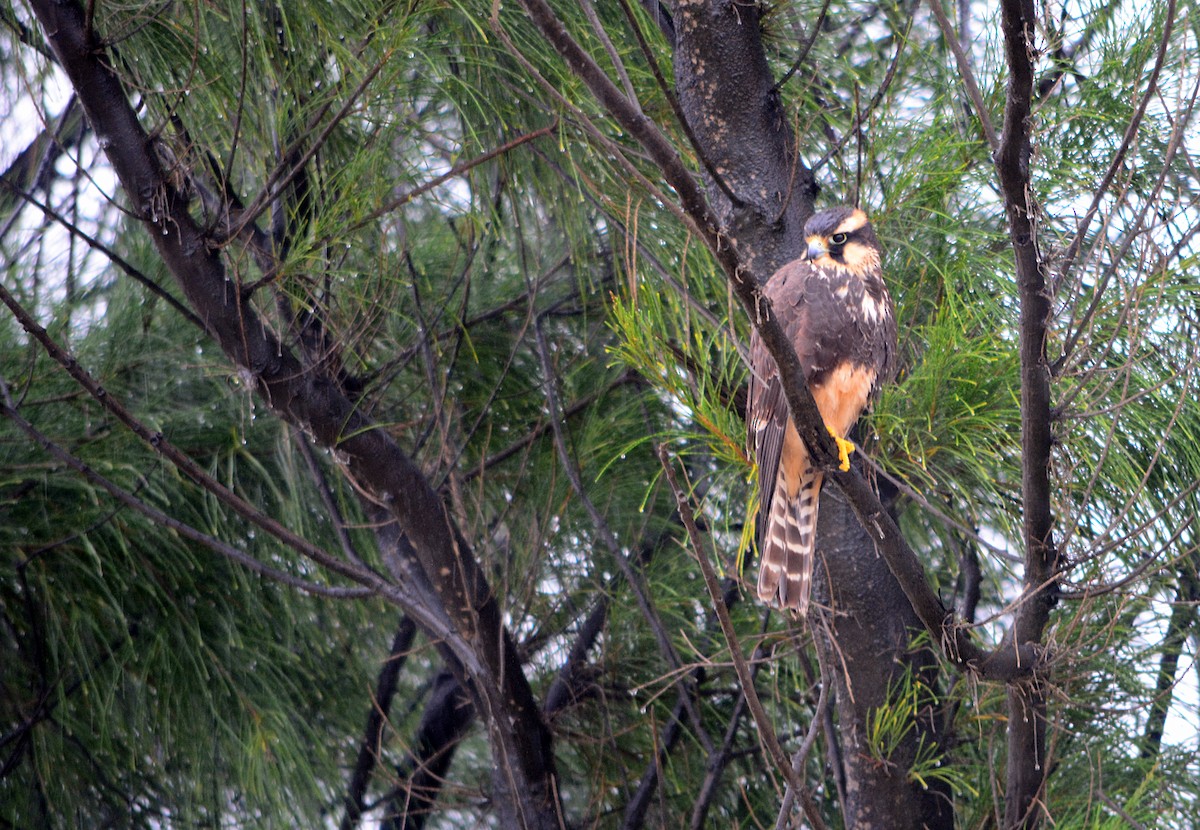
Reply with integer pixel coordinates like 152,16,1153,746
830,233,848,246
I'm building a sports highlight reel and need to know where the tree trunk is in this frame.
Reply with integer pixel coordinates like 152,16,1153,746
812,485,953,829
670,3,953,826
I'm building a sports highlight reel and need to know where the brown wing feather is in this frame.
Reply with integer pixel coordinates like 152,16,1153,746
750,259,823,611
748,261,810,543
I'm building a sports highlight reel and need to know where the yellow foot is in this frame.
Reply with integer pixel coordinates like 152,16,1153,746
828,427,855,472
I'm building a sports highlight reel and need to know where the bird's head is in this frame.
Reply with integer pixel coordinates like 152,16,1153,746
802,207,882,274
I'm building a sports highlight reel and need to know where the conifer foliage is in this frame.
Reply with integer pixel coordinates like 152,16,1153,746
2,0,1199,827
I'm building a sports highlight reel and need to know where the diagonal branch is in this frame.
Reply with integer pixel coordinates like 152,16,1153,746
517,0,1041,689
0,384,370,599
340,616,418,830
927,0,999,152
659,446,830,830
1054,0,1177,297
0,278,378,589
534,318,714,754
27,1,562,825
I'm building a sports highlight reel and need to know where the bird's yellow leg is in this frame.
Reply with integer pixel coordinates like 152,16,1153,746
827,426,855,472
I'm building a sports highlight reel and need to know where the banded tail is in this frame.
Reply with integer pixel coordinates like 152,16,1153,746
757,460,823,615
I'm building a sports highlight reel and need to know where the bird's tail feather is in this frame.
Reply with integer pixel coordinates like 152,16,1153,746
757,467,823,615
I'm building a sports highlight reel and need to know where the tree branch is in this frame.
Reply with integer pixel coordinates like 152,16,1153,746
28,1,562,824
341,616,419,830
659,452,798,804
535,318,714,754
382,668,476,830
0,387,371,599
927,0,999,152
994,0,1058,825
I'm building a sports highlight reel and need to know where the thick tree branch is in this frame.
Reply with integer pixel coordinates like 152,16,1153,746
28,2,562,825
994,1,1058,826
671,0,817,277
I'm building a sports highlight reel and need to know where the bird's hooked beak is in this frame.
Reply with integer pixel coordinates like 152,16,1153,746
805,239,828,261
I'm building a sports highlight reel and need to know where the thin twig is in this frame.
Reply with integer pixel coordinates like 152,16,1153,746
927,0,999,152
688,612,770,830
813,13,913,171
658,446,830,830
1,179,205,329
1055,0,1177,293
773,0,832,93
535,319,715,754
580,0,639,106
774,662,831,830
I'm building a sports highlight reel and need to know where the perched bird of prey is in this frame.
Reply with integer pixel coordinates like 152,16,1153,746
749,207,896,615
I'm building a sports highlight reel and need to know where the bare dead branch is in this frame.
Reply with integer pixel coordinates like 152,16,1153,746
774,661,830,830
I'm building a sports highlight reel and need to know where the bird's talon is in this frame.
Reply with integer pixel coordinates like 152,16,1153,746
828,428,855,471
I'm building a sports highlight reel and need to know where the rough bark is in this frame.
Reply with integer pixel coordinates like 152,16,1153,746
812,484,953,830
28,2,562,826
671,0,818,276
